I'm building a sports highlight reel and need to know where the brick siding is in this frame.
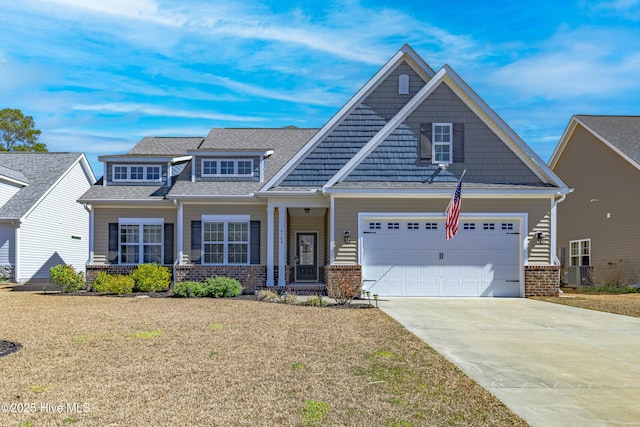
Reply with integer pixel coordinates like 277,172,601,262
324,265,362,294
524,266,560,297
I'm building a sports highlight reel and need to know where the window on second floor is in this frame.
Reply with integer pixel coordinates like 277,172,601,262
432,123,452,163
112,165,161,182
201,159,253,177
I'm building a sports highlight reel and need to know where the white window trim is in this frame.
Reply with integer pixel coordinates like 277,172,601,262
201,159,254,177
569,239,591,267
432,123,453,164
201,215,250,265
112,164,162,183
118,218,164,265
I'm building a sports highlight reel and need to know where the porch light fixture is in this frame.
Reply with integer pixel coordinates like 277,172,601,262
536,232,548,245
344,229,351,243
304,208,310,214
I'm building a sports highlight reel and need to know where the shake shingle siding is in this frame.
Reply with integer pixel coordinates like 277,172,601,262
280,105,388,186
279,61,428,187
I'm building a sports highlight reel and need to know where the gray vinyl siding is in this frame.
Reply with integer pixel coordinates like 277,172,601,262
554,124,640,281
93,207,177,265
280,61,427,187
332,197,552,265
0,225,14,265
347,82,542,184
19,162,92,281
0,181,21,206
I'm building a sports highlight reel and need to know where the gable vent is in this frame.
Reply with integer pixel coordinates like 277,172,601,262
398,74,409,94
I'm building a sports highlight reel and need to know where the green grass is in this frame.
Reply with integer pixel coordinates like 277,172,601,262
302,400,330,426
131,329,163,339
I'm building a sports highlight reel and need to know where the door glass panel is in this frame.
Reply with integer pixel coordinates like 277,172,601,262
299,235,315,265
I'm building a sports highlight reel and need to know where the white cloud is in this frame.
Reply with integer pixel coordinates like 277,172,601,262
71,103,267,122
486,28,640,100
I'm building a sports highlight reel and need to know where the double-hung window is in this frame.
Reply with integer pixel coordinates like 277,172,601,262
202,215,249,265
432,123,452,163
119,218,163,264
570,239,591,266
201,159,253,177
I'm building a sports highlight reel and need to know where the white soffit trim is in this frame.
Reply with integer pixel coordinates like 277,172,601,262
548,116,578,169
324,67,448,188
442,65,568,190
260,46,436,192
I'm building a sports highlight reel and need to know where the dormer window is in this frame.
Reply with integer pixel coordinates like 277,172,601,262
201,159,254,177
112,165,161,182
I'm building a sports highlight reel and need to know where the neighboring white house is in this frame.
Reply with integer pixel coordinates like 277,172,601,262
0,152,95,284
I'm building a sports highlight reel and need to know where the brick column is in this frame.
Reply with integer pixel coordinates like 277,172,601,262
525,266,560,297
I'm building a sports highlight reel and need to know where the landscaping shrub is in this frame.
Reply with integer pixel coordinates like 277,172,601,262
173,281,206,298
258,289,280,302
130,263,171,292
326,281,360,305
49,264,85,293
305,294,328,307
203,276,243,298
93,272,134,295
591,259,634,288
281,293,301,305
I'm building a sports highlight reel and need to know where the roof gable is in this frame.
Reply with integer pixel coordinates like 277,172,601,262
261,45,435,191
0,152,94,220
264,45,567,193
549,115,640,171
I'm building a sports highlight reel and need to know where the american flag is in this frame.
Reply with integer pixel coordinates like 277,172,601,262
445,175,464,240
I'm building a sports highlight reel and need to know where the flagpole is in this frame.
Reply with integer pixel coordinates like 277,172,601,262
444,170,466,214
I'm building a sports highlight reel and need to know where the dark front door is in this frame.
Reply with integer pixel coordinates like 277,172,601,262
296,233,317,281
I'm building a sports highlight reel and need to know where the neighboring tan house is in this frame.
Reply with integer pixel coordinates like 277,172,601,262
549,115,640,286
79,44,569,297
0,152,96,284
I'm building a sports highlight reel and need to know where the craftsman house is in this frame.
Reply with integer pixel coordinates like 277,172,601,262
0,152,95,284
79,45,569,297
549,115,640,286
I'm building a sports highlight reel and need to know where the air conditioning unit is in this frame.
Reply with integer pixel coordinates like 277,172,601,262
567,266,591,286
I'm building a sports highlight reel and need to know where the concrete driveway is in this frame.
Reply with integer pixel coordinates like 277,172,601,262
379,298,640,427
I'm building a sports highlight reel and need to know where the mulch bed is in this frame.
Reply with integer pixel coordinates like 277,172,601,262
0,340,20,357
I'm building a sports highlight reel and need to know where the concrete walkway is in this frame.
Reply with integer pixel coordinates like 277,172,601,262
379,298,640,427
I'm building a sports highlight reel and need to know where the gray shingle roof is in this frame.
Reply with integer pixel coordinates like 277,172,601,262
0,152,84,219
127,137,204,156
169,128,317,197
0,165,28,184
576,115,640,165
201,128,318,150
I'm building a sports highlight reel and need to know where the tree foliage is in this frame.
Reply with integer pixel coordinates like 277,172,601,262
0,108,46,151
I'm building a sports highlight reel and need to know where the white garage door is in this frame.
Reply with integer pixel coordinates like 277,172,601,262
361,216,522,297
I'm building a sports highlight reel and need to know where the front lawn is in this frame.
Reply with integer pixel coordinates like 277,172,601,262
534,290,640,318
0,284,525,426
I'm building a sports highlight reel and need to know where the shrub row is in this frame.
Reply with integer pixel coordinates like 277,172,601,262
173,277,243,298
49,263,171,294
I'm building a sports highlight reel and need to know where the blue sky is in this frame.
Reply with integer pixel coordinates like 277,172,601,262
2,0,640,177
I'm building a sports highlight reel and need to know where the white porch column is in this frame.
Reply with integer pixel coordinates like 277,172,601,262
176,200,183,265
266,204,275,287
14,221,21,284
278,205,287,286
88,205,94,264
